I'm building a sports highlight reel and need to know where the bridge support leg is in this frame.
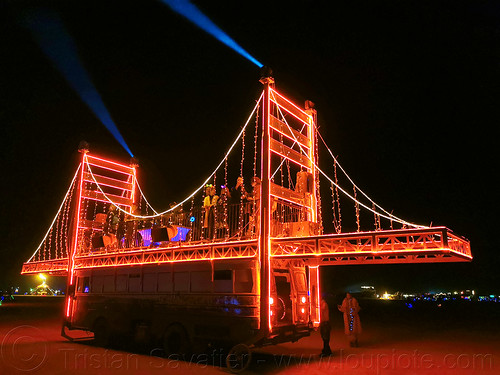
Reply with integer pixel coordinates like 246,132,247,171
308,265,321,326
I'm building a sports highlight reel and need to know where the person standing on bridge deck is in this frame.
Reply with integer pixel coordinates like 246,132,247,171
229,177,246,236
338,292,362,347
320,294,333,357
103,204,120,249
216,185,230,235
203,185,218,239
246,176,261,236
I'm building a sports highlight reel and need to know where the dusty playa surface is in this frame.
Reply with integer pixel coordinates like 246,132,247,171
1,296,498,374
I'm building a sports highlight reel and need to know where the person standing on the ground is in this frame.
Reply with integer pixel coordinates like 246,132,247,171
338,292,362,347
320,295,332,356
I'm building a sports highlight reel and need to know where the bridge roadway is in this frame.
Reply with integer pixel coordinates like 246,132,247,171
21,226,471,275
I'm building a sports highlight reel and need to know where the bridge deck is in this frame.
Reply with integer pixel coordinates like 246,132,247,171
21,227,471,275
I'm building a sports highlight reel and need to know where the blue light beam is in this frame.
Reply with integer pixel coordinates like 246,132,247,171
161,0,263,68
22,8,134,157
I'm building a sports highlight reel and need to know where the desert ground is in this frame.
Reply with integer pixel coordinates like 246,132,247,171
1,296,498,374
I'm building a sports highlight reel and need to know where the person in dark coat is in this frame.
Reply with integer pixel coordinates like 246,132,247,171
320,295,333,356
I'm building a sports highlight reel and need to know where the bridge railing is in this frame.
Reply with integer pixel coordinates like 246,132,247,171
271,227,472,261
81,199,313,255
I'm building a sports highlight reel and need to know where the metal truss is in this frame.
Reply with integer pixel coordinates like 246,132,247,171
21,259,69,275
271,227,471,265
21,227,470,274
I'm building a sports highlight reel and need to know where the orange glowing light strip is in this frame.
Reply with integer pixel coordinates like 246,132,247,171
269,192,312,208
270,227,470,251
272,248,472,259
265,85,272,332
83,173,133,191
270,88,312,125
66,156,86,318
86,162,133,178
82,198,132,207
83,179,133,192
130,166,136,209
86,154,134,171
309,265,320,325
79,244,259,261
307,110,317,223
269,148,311,170
79,226,103,231
270,123,310,150
76,253,257,269
81,190,133,207
271,91,316,223
76,239,258,258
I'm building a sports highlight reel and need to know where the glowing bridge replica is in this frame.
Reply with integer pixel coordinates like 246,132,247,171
21,75,471,363
21,77,471,277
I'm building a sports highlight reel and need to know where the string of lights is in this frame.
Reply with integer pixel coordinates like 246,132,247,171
353,185,360,232
86,92,264,219
213,172,218,241
333,160,342,233
133,176,159,215
27,164,81,263
253,104,259,178
62,180,75,258
316,130,409,225
330,182,339,233
270,92,424,229
270,122,308,180
223,155,229,239
313,117,323,234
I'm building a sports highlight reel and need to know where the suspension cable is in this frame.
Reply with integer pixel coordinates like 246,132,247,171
27,164,81,262
270,91,424,228
133,177,158,215
87,91,264,219
316,130,405,223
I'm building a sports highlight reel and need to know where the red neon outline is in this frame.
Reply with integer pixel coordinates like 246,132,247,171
269,192,313,209
66,156,86,318
83,178,133,192
86,155,134,171
266,85,272,331
81,189,133,206
270,89,312,124
316,266,321,324
75,254,257,269
86,162,133,178
130,166,136,209
83,172,133,190
270,149,311,170
308,113,317,223
79,196,132,207
309,265,320,324
270,126,311,150
84,170,133,185
271,248,471,258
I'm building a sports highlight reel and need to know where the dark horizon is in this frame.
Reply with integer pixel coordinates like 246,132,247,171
2,1,498,293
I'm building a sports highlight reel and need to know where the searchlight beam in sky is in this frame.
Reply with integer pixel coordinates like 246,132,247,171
161,0,263,68
22,8,134,157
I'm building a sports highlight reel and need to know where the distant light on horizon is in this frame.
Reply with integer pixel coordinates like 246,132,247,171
161,0,263,68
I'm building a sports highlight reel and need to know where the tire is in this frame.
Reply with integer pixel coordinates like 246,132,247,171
162,324,191,358
226,344,252,373
93,318,110,347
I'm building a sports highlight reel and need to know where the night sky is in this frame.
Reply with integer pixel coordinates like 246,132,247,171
1,1,498,294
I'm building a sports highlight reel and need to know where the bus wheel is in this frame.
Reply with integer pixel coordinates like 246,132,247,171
226,344,252,373
92,318,109,347
163,324,191,358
